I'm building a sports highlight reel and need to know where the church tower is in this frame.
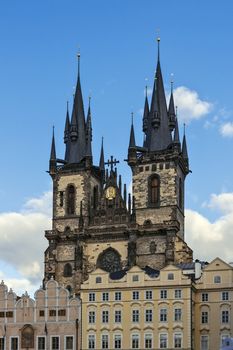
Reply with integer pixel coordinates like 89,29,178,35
127,38,192,268
44,42,193,294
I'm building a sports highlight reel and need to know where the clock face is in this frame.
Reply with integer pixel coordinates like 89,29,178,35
105,186,116,200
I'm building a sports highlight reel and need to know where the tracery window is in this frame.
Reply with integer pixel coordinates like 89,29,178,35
66,185,75,215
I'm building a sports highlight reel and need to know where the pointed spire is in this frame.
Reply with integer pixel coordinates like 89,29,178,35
143,86,150,133
173,115,180,144
69,51,86,163
49,126,57,175
129,112,136,148
64,101,71,162
86,96,92,159
168,78,176,131
50,126,56,160
99,137,105,171
182,124,189,160
146,38,172,151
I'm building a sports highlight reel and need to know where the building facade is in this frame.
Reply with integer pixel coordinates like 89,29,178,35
0,279,80,350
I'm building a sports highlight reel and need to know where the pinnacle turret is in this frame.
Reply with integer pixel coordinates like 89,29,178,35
49,127,57,175
85,97,92,160
99,137,105,171
64,102,70,162
129,113,136,148
168,80,176,131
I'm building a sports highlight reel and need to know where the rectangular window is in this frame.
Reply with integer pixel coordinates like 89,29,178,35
6,311,13,317
38,337,46,350
132,334,139,349
132,309,139,323
88,335,95,349
214,275,221,283
11,337,18,350
51,336,59,350
89,311,95,324
168,273,174,280
65,336,73,350
145,309,153,322
0,312,4,318
222,310,229,323
0,338,5,350
114,334,122,349
160,308,167,322
201,335,209,350
222,292,229,301
102,292,109,301
145,290,153,300
159,333,168,349
145,333,152,349
49,309,56,316
132,291,139,300
202,293,208,302
132,275,139,282
102,310,109,323
160,290,167,299
89,293,95,302
174,333,182,348
115,310,121,323
58,309,66,316
115,292,122,301
39,310,45,317
201,311,208,324
102,334,109,349
96,276,102,283
174,289,182,299
174,308,182,322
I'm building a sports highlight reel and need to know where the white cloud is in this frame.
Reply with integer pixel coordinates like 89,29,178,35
186,192,233,263
0,191,52,294
172,86,212,123
220,122,233,137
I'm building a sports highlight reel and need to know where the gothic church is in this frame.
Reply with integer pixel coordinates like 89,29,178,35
44,39,193,294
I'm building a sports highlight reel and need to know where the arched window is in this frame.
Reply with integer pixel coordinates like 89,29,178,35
63,263,72,277
66,185,75,215
148,175,160,206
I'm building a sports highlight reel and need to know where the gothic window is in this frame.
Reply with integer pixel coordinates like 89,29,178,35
97,248,121,273
66,185,75,215
21,324,34,348
148,175,160,206
63,263,72,277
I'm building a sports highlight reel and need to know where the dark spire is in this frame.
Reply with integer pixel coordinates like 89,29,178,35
146,38,172,151
173,115,180,144
168,79,176,131
129,112,136,148
182,124,189,161
50,126,56,160
64,101,71,162
85,96,92,159
49,127,57,175
68,52,87,163
143,86,150,137
99,137,105,171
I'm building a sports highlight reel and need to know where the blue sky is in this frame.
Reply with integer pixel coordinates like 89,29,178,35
1,0,233,294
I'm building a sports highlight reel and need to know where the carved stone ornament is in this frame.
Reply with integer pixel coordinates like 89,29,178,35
97,248,121,272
